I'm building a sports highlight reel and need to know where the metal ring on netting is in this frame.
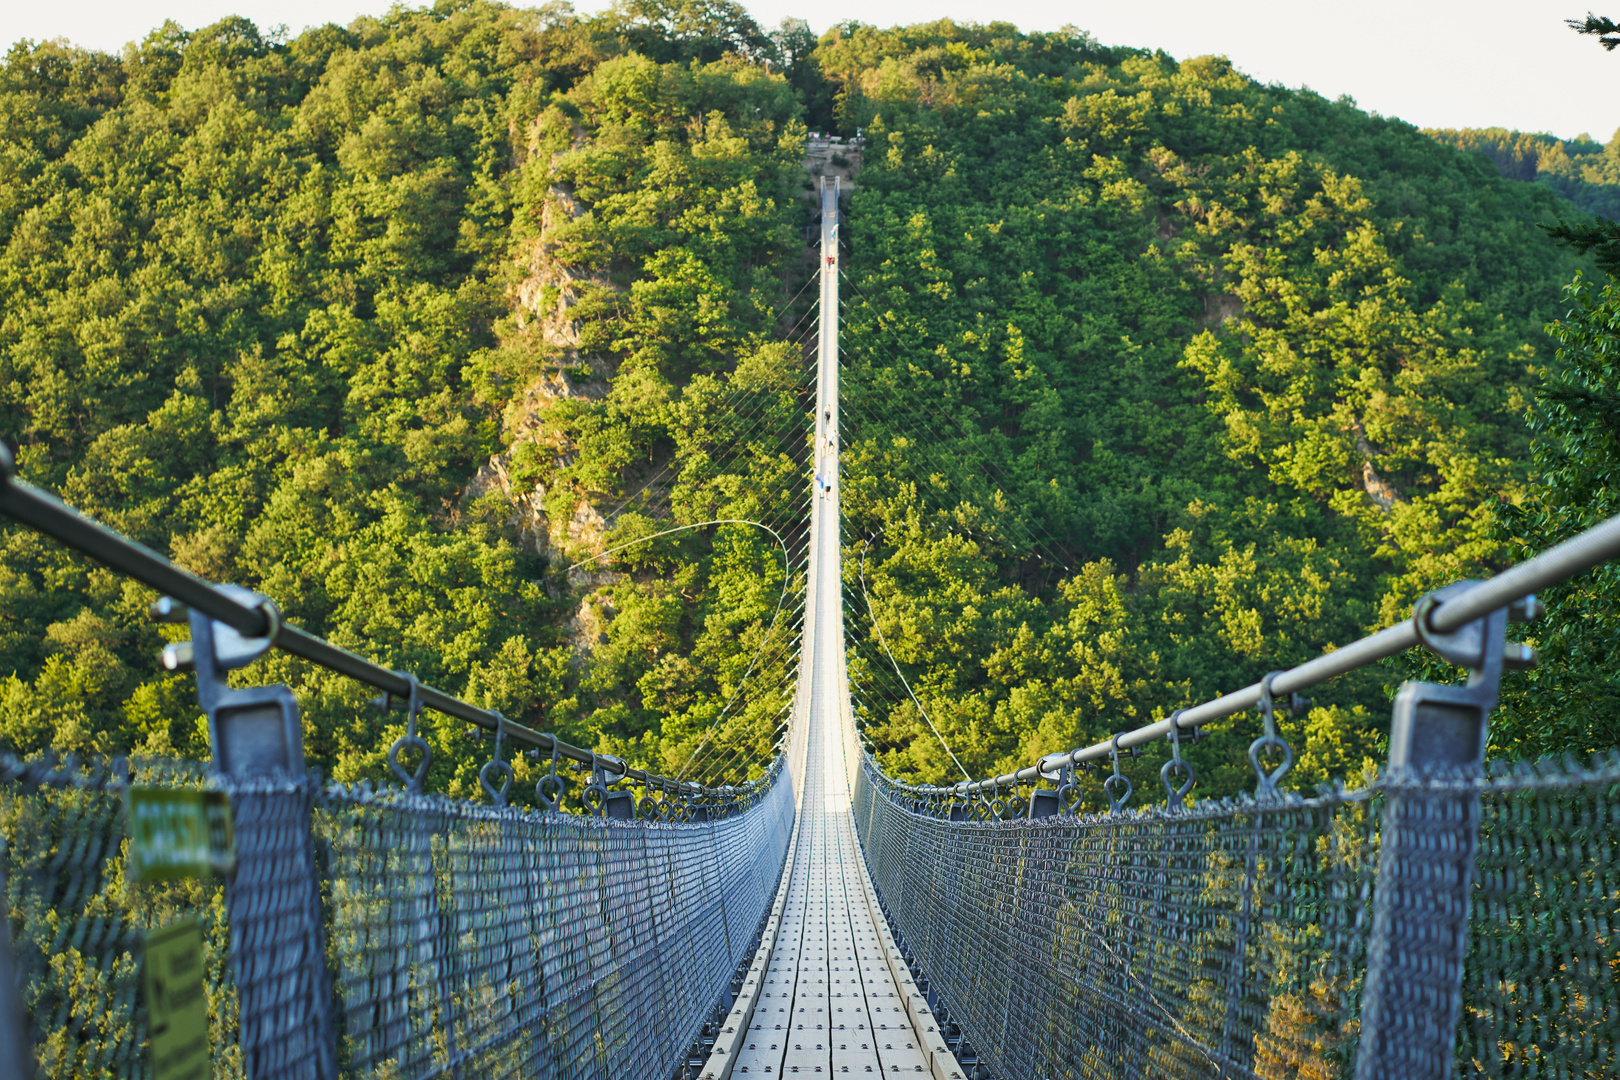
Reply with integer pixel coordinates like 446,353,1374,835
982,778,1001,820
534,743,566,810
989,775,1010,819
637,783,661,820
582,753,610,817
1160,708,1197,811
1249,671,1294,799
1060,784,1083,814
631,777,657,819
478,712,514,807
658,776,684,822
383,671,432,794
1050,762,1080,815
1103,733,1133,813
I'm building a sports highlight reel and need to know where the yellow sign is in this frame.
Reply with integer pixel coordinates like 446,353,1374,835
128,788,235,881
145,918,211,1080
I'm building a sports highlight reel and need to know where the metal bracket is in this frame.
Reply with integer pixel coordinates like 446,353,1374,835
172,586,303,780
1390,581,1510,772
1029,764,1068,819
1357,581,1539,1080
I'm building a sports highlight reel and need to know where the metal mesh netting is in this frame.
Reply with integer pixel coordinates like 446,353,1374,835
851,752,1620,1080
1458,757,1620,1077
316,769,794,1079
234,777,336,1079
0,754,242,1079
1,752,794,1079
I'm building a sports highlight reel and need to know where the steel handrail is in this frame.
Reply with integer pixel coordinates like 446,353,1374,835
888,509,1620,797
0,444,765,801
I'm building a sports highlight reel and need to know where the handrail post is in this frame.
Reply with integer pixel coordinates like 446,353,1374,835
0,853,36,1078
181,597,338,1080
1355,582,1534,1080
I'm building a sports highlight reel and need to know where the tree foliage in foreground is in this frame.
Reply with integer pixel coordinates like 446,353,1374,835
0,1,809,800
1489,275,1620,756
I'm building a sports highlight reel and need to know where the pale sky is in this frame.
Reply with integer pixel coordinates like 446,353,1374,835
3,1,1616,143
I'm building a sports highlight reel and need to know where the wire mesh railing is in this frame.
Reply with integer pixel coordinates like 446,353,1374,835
853,751,1620,1080
847,511,1620,1079
0,403,807,1077
2,749,794,1079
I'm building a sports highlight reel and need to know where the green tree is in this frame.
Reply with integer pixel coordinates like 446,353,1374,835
1542,13,1620,273
1492,274,1620,755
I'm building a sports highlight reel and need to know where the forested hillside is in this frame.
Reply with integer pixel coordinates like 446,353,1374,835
821,23,1607,794
1426,126,1620,219
1,3,1612,806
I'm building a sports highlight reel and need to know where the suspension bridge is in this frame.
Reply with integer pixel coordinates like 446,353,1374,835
0,177,1617,1080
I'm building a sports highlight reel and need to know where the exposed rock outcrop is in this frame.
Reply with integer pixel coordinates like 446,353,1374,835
1200,293,1245,328
465,141,624,572
462,360,614,564
513,182,608,352
1352,420,1405,511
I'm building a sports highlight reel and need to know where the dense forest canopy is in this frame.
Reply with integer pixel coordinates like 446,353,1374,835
0,1,1615,807
1427,126,1620,219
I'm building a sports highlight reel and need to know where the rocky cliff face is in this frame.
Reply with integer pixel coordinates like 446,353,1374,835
513,181,601,353
466,153,621,567
460,144,634,664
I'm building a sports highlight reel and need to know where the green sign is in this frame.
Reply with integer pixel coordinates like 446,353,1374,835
128,788,235,881
145,917,211,1080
